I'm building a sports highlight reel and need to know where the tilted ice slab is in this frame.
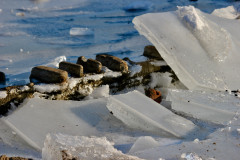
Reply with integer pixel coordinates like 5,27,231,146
166,89,240,125
133,5,240,91
107,90,198,138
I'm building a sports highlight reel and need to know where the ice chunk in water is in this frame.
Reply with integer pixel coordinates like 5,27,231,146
133,6,240,90
69,27,94,36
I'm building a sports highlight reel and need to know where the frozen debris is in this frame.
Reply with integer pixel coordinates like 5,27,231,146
143,45,163,60
166,89,239,125
0,155,30,160
30,66,68,84
124,1,152,12
129,64,142,77
69,27,94,36
129,136,159,153
133,5,240,91
0,91,7,99
212,6,240,19
34,83,67,93
42,133,143,160
83,74,103,82
107,90,198,138
149,72,172,88
85,85,109,100
96,54,128,73
59,61,83,78
20,86,30,92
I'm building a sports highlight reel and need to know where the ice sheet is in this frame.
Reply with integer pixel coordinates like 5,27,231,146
133,6,240,91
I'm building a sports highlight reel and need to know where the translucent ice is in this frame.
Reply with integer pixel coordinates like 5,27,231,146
133,5,240,91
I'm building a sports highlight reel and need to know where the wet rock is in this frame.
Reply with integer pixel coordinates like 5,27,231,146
0,71,5,83
59,61,83,78
96,54,128,73
30,66,68,83
76,56,87,66
145,88,162,103
143,45,163,60
86,59,102,73
0,155,31,160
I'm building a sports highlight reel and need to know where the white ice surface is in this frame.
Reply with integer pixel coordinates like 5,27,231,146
34,83,67,93
107,90,198,138
149,72,172,88
85,85,109,100
166,89,240,125
42,133,143,160
133,6,240,91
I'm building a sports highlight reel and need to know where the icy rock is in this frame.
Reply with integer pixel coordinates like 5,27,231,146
86,59,102,73
76,56,87,66
107,90,198,138
69,27,94,36
42,133,143,160
129,64,142,77
30,66,68,83
124,1,152,12
145,88,162,103
96,54,128,73
129,136,159,153
0,71,5,83
133,5,240,91
77,56,102,73
59,61,83,78
143,45,163,60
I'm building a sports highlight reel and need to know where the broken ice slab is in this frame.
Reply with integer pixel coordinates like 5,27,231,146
107,90,198,138
1,98,110,150
133,6,240,91
166,89,240,125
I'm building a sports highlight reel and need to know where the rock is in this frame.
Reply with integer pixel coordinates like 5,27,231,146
0,155,31,160
59,61,83,78
86,59,102,73
76,56,87,66
96,54,128,73
77,56,102,73
30,66,68,83
0,71,5,83
143,45,163,60
145,88,162,103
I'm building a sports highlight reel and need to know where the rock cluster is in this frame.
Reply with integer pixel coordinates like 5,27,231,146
143,45,163,60
59,61,83,78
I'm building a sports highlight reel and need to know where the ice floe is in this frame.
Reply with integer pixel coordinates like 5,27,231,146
69,27,94,36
